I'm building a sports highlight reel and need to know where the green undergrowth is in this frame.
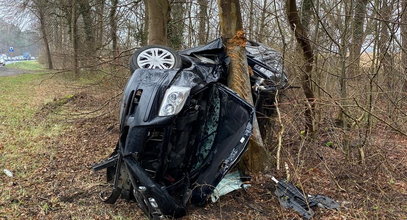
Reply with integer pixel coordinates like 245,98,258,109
5,60,45,71
0,72,70,215
0,68,129,219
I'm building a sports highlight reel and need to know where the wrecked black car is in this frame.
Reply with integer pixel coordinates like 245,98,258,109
92,38,288,219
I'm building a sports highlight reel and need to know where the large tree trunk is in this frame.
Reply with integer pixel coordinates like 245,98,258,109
96,0,105,50
141,0,149,45
197,0,208,44
168,1,185,49
72,0,79,76
217,0,268,172
338,1,351,132
148,0,170,45
286,0,315,132
187,1,194,47
38,9,53,69
348,0,369,77
301,0,313,30
379,1,392,86
402,0,407,91
110,0,118,57
79,0,95,53
248,0,254,40
301,0,314,92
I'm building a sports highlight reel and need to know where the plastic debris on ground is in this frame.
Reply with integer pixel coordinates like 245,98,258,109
210,171,251,203
3,169,13,177
271,177,340,219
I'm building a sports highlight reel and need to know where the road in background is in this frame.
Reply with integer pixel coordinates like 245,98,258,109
0,61,33,76
5,61,20,65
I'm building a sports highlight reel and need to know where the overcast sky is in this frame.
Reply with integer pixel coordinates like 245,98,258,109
0,0,35,32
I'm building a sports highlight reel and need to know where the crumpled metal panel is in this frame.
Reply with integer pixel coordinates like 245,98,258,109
246,41,288,89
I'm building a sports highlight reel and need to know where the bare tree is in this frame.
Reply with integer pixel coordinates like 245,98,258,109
72,0,79,75
197,0,208,44
378,1,393,80
110,0,118,57
402,0,407,90
142,0,149,45
169,1,185,49
78,0,94,53
25,0,54,69
348,0,369,77
95,0,105,50
301,0,313,30
286,0,315,132
148,0,170,45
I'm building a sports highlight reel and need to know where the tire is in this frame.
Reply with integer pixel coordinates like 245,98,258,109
129,45,182,73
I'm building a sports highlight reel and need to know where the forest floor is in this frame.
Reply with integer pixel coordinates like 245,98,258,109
0,62,406,219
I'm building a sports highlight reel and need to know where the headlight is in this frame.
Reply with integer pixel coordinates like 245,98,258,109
159,86,191,116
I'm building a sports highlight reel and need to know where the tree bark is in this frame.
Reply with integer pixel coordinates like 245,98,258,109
248,0,254,40
379,1,392,85
72,0,79,76
301,0,314,92
301,0,313,30
348,0,369,77
338,1,351,131
79,0,95,53
38,8,53,69
96,0,105,50
187,1,194,47
286,0,315,132
168,1,185,49
198,0,208,44
110,0,118,57
217,0,268,172
148,0,170,45
402,0,407,91
141,0,149,45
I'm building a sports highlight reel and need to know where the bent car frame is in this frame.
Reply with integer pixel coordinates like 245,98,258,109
92,38,288,219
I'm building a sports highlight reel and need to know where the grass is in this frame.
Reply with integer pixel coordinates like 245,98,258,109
5,60,44,71
1,64,405,219
0,67,138,219
0,72,68,217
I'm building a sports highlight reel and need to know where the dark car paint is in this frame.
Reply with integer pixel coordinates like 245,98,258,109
93,38,288,219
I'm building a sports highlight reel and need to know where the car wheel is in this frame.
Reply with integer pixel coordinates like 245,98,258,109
130,45,182,73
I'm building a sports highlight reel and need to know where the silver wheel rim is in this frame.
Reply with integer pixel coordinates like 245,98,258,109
136,48,176,69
